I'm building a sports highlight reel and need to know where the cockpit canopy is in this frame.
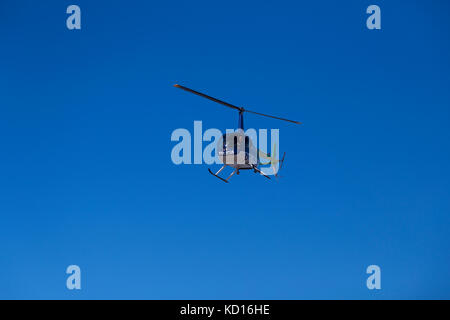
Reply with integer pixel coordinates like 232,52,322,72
217,132,257,155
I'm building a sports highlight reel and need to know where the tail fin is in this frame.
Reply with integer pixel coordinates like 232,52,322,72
274,152,286,178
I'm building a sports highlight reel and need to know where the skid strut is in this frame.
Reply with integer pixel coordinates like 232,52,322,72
208,165,238,183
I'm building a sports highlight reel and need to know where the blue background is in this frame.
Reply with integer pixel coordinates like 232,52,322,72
0,0,449,299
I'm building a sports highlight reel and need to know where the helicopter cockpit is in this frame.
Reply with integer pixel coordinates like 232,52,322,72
217,131,258,167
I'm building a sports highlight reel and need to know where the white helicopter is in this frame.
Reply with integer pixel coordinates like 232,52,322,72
174,84,301,183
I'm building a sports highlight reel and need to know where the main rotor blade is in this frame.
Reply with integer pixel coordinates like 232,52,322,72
245,109,301,124
174,84,242,111
174,84,301,124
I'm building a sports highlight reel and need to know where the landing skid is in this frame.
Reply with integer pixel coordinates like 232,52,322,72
252,165,271,180
208,168,229,183
208,164,273,183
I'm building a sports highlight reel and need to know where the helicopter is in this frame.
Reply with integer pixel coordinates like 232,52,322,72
174,84,301,183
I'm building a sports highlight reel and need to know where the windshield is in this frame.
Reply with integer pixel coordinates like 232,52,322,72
217,133,255,153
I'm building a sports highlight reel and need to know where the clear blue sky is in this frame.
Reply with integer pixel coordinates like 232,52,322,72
0,0,449,299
